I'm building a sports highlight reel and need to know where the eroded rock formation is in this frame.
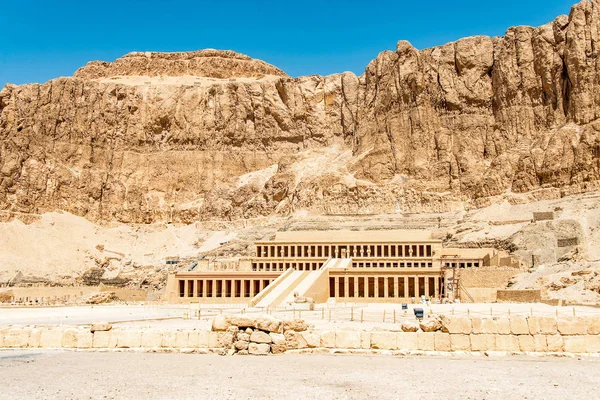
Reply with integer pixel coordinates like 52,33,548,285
2,1,600,223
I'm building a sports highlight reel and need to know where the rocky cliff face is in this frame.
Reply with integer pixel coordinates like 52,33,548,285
2,1,600,223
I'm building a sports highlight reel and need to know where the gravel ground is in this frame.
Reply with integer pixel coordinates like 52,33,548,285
1,350,598,400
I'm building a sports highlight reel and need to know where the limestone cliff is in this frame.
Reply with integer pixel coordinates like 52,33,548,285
2,1,600,223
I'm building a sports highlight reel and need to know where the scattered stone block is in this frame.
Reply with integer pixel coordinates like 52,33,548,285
61,329,79,348
526,317,541,335
237,350,249,356
92,331,113,348
546,335,563,352
396,332,417,351
495,335,519,352
237,332,250,342
335,331,361,349
320,331,336,348
226,315,255,328
401,320,420,332
186,331,200,348
440,316,472,334
140,331,163,348
470,334,495,352
212,315,231,331
360,331,371,349
450,334,470,351
27,329,41,348
283,319,308,332
285,330,308,349
161,331,178,348
234,341,249,351
174,331,190,348
250,331,272,344
371,332,397,350
3,329,28,348
298,331,318,348
90,323,112,333
197,331,210,348
76,330,93,348
255,316,282,333
557,317,586,335
270,344,287,354
585,316,600,335
208,332,221,348
419,317,441,332
472,318,497,334
538,317,557,334
269,332,286,345
509,317,529,335
563,336,586,353
518,335,535,352
116,330,142,348
584,335,600,353
248,342,270,355
41,330,66,348
495,318,511,335
215,329,236,348
434,333,451,351
417,332,435,351
532,335,547,352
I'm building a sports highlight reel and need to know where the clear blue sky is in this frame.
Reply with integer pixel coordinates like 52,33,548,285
0,0,576,87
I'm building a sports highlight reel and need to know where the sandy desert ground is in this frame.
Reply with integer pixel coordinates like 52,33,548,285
0,350,598,400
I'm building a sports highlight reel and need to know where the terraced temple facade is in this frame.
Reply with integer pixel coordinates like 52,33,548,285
166,230,518,305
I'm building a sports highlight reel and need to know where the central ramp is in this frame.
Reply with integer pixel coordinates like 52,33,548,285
251,269,306,308
251,258,353,308
277,258,353,307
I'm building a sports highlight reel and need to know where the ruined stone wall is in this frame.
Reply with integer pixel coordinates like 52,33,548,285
1,315,599,354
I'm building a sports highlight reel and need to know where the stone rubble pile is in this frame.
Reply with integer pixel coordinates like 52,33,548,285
211,314,309,356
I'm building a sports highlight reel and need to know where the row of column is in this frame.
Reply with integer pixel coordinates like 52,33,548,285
330,276,440,299
352,261,433,268
178,278,273,298
257,244,433,258
252,262,321,271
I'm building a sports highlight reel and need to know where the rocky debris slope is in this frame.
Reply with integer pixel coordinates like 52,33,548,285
3,1,600,223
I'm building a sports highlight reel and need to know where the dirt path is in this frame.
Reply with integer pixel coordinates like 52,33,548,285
0,350,598,399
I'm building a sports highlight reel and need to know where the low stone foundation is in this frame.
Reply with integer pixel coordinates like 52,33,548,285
1,315,599,355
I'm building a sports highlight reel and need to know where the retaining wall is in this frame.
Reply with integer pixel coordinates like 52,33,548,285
1,316,599,354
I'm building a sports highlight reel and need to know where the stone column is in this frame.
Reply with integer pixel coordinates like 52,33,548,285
222,280,228,298
404,277,409,298
192,280,198,298
394,277,398,298
364,277,369,298
425,277,430,299
212,279,218,298
374,277,379,298
384,277,389,298
414,277,420,297
344,276,349,298
241,280,246,298
334,277,340,298
434,278,439,299
183,280,189,298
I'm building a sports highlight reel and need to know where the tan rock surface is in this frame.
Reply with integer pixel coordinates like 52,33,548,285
3,1,600,227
